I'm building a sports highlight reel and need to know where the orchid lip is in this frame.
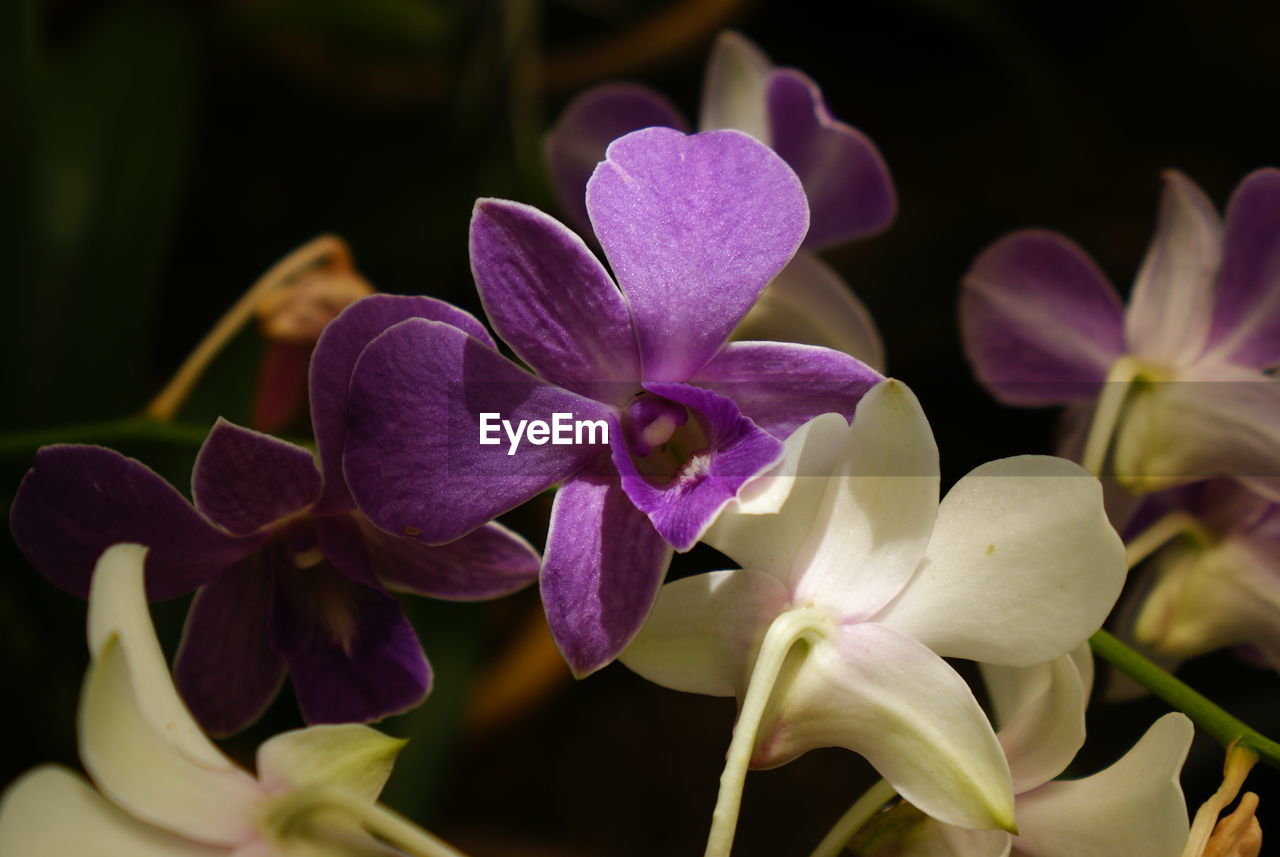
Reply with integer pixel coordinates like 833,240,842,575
623,392,711,486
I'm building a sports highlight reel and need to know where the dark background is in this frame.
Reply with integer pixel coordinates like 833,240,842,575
2,0,1278,854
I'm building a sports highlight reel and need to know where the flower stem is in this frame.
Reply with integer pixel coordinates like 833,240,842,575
1089,630,1280,769
807,779,897,857
704,608,831,857
1081,356,1142,477
271,786,473,857
0,417,213,456
1125,510,1208,569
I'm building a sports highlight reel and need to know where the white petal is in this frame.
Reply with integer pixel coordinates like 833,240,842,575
1125,171,1222,367
980,651,1087,793
80,635,263,845
698,30,772,139
619,569,789,697
0,766,225,857
86,543,238,773
876,456,1124,666
733,251,886,369
1012,713,1193,857
702,412,849,575
794,379,940,620
257,725,407,804
900,818,1012,857
757,622,1016,832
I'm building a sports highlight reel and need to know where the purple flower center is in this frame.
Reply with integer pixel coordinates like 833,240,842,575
624,393,709,486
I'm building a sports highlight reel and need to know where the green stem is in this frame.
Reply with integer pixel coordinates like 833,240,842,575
270,786,473,857
0,417,213,456
807,779,898,857
1089,630,1280,768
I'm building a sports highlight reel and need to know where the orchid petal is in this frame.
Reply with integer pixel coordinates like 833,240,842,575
544,83,688,235
1125,171,1222,366
541,460,674,677
257,724,406,803
343,318,611,544
587,127,808,381
174,555,286,737
1012,713,1193,857
0,766,224,857
1207,168,1280,368
961,230,1126,405
980,650,1088,793
794,380,940,620
689,340,881,439
1111,362,1280,499
758,623,1016,833
702,412,849,575
620,568,789,697
310,293,495,514
733,251,886,369
192,419,321,536
898,819,1011,857
699,30,771,140
876,456,1124,666
612,383,784,550
767,69,896,247
10,445,254,599
471,198,641,403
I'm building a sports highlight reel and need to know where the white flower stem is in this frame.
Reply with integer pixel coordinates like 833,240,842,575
806,778,897,857
269,786,473,857
1081,356,1143,477
1125,510,1208,569
703,608,830,857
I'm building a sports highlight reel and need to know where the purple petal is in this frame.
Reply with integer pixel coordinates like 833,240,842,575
343,318,612,544
360,517,541,600
690,340,882,439
541,460,674,676
587,127,809,381
544,83,688,236
766,69,896,248
310,294,496,514
9,445,256,600
174,554,286,737
471,199,641,404
611,383,784,550
961,230,1127,405
270,557,430,725
1207,168,1280,369
192,419,320,535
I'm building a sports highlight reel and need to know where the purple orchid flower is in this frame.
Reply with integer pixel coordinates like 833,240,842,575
543,31,894,366
962,168,1280,501
342,127,882,677
9,295,540,736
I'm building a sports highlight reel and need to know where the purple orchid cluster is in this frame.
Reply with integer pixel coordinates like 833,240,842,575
4,26,1278,857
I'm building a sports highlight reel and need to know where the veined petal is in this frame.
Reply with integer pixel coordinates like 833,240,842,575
980,650,1088,793
1012,713,1193,857
699,30,772,140
794,380,940,621
702,412,850,577
613,383,784,551
10,445,255,599
310,294,495,514
587,127,808,381
733,251,886,369
961,230,1126,406
256,724,406,803
80,636,263,845
620,568,789,697
87,544,243,772
689,339,881,439
343,318,610,544
1111,362,1280,498
876,456,1124,666
193,419,321,536
757,623,1016,832
544,83,688,235
541,461,674,677
0,766,225,857
471,198,641,403
767,69,896,247
174,555,287,737
1207,168,1280,368
1125,171,1222,366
